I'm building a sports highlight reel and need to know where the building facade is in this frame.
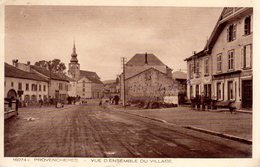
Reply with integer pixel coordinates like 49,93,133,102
121,53,178,103
185,7,253,109
185,50,212,100
4,63,49,105
30,65,70,102
125,68,179,102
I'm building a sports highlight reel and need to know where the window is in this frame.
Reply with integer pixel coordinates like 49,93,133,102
59,83,62,90
228,81,234,100
204,58,209,75
31,84,34,91
11,82,14,87
227,24,237,42
196,61,200,74
204,84,211,98
83,88,85,92
26,83,29,91
43,85,46,92
217,54,222,72
228,50,234,70
195,61,200,78
217,82,222,100
39,85,42,91
244,16,251,35
243,44,252,69
189,63,193,79
35,85,37,91
18,83,22,90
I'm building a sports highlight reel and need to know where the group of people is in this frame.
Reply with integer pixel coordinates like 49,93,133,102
99,95,120,106
109,95,120,105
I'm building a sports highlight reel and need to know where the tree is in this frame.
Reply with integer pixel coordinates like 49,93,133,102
34,59,66,74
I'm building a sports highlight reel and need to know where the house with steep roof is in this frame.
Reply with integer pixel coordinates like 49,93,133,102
185,7,253,109
125,53,172,79
121,53,178,104
4,62,49,105
67,42,103,99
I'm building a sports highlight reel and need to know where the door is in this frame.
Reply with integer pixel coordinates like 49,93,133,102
242,80,252,108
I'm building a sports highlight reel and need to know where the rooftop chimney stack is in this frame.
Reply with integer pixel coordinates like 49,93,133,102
145,52,148,64
12,59,18,67
27,61,30,65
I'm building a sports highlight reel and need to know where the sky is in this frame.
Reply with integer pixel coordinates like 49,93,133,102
5,6,222,81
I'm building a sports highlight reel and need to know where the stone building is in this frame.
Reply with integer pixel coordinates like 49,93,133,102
4,62,49,105
67,42,103,99
185,7,253,109
121,53,178,103
30,65,70,102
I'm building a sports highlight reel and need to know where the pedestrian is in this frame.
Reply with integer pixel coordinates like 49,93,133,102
228,101,236,114
114,95,119,105
39,98,43,107
99,100,102,106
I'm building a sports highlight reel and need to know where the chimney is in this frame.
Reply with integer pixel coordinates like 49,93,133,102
27,61,30,65
145,52,148,64
12,59,18,67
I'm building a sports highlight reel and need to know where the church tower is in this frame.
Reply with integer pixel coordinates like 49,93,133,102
68,41,80,80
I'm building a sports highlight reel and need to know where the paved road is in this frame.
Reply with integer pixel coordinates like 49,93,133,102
5,103,251,158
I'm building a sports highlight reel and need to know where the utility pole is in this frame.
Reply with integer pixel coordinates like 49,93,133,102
121,57,127,107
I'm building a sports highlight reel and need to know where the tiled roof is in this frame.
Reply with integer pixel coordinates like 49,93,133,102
31,65,69,82
5,63,48,82
102,80,116,85
126,53,165,66
80,70,103,84
63,75,75,82
172,71,187,80
125,67,173,81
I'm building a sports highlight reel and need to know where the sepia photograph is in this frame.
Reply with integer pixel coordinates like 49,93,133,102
1,1,259,166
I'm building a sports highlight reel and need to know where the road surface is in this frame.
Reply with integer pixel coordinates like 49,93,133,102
4,103,251,158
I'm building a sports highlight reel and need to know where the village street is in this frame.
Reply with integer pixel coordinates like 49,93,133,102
5,102,251,158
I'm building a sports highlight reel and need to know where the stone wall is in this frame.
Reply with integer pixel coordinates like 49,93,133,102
125,68,179,102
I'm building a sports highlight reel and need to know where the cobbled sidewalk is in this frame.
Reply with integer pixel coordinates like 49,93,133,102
106,105,252,141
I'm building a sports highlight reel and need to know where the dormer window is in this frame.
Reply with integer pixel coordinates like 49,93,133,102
244,16,251,35
227,24,237,42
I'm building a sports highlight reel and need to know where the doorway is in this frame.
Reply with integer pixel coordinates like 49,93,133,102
242,80,252,108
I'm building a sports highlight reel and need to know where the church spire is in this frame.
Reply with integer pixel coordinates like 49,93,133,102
73,40,76,54
70,40,78,63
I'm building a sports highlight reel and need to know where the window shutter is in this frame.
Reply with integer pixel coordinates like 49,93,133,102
244,18,247,35
227,27,230,41
233,24,237,40
222,82,225,100
250,44,252,67
241,47,244,69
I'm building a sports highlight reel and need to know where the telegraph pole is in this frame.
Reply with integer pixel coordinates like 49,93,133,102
121,57,127,107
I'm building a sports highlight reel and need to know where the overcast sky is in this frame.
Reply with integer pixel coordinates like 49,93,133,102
5,6,222,81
